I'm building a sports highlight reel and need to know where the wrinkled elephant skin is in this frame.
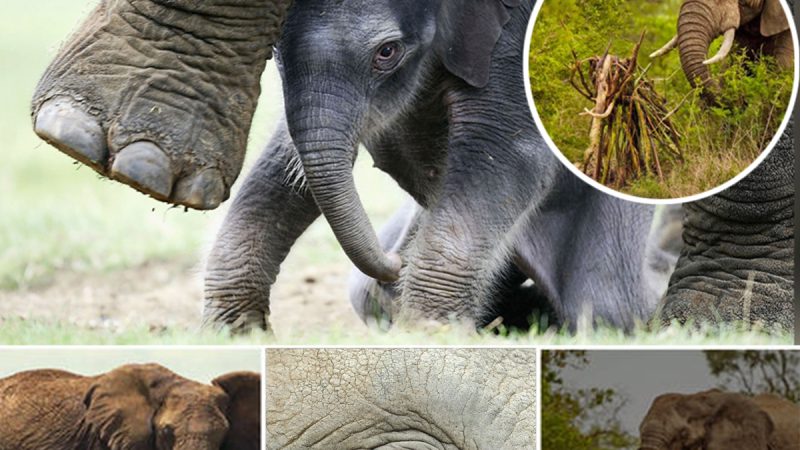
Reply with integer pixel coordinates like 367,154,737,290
0,364,261,450
639,390,800,450
266,348,536,449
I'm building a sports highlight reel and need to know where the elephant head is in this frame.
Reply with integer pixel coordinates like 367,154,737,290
80,364,258,450
276,0,520,282
651,0,791,93
638,390,776,450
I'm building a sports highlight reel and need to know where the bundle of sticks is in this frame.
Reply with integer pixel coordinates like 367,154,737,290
570,32,683,188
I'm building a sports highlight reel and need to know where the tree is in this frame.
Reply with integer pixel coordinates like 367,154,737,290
704,350,800,402
541,351,637,450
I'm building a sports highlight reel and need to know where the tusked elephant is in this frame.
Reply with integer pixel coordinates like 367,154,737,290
0,364,261,450
650,0,794,94
638,389,800,450
265,348,535,449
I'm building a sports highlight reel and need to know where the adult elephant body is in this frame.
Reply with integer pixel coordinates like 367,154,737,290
0,364,260,450
266,348,535,449
638,389,800,450
204,0,668,332
652,0,793,92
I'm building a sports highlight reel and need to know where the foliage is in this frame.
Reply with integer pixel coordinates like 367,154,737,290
529,0,793,198
542,351,637,450
704,350,800,402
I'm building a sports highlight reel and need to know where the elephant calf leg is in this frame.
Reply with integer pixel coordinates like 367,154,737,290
32,0,291,210
204,123,319,332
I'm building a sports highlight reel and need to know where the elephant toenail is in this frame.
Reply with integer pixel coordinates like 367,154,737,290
110,141,175,200
172,168,226,210
34,98,108,172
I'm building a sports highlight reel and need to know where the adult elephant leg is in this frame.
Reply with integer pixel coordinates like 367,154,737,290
203,121,320,332
348,199,421,327
32,0,291,210
660,123,795,331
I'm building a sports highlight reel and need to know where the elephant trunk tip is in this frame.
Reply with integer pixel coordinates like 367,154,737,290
355,250,401,283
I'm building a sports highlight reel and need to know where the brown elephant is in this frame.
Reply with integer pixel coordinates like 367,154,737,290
0,364,261,450
638,389,800,450
650,0,793,93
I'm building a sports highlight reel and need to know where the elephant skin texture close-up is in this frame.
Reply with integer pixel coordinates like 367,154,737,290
638,389,800,450
265,348,536,449
658,120,795,330
650,0,794,95
29,0,795,335
0,364,261,450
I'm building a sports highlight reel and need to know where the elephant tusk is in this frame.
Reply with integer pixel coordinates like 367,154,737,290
649,35,678,58
703,29,736,65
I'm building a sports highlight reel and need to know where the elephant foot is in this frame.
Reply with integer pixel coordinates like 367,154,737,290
32,0,291,210
659,274,794,332
202,301,272,335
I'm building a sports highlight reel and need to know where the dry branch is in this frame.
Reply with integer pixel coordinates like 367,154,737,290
573,32,683,188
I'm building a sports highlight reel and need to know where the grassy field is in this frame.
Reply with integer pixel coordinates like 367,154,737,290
529,0,794,198
0,1,792,345
0,317,791,345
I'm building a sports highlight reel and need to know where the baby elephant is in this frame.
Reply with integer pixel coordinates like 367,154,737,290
0,363,260,450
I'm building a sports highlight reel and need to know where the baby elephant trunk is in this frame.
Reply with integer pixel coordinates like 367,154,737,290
287,91,401,283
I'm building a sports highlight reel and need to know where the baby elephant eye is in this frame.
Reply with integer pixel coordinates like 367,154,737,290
373,41,404,71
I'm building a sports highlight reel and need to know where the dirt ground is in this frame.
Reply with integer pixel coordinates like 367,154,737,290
0,259,366,338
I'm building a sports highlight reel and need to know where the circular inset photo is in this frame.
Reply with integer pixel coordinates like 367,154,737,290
525,0,798,202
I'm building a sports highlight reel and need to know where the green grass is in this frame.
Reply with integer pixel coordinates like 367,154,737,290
0,318,790,345
529,0,793,198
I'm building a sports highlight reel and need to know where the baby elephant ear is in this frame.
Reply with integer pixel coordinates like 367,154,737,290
82,364,175,450
761,0,789,36
212,372,262,450
434,0,523,88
